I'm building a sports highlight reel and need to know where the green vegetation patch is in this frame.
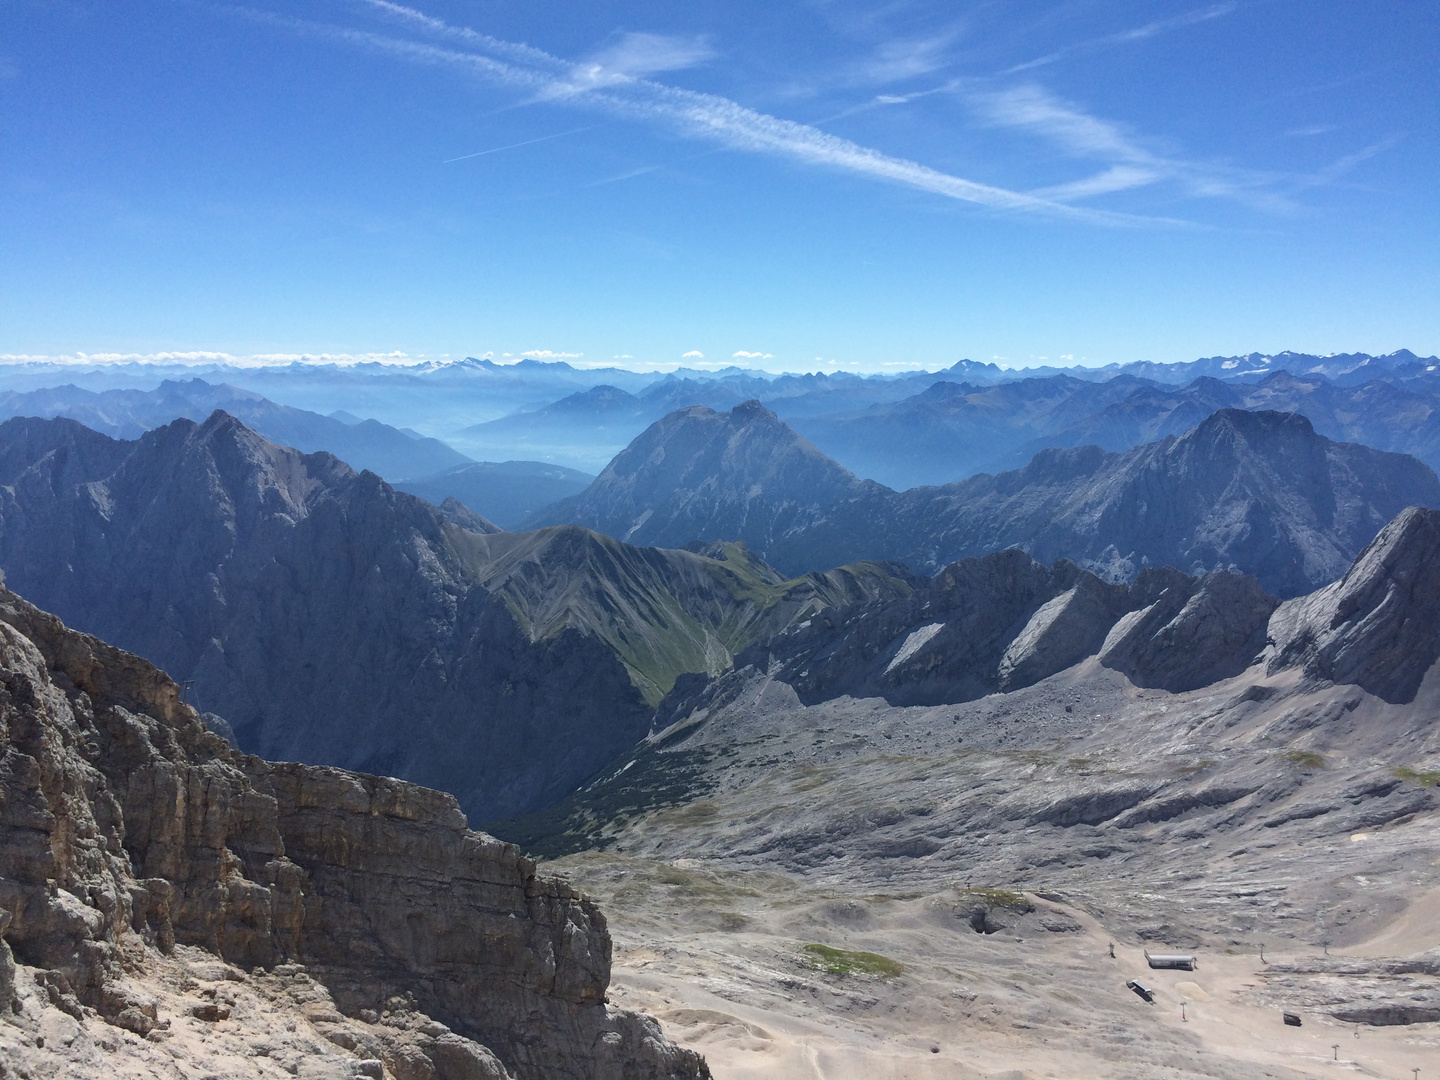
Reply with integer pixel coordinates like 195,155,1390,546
1283,750,1326,770
1393,765,1440,787
800,943,903,979
957,887,1032,910
483,743,718,860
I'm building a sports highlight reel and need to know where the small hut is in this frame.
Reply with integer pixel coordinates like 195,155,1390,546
1145,950,1196,970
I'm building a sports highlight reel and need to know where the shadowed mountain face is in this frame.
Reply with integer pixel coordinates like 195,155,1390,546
537,400,900,573
0,378,471,480
715,551,1282,711
1268,506,1440,703
544,403,1440,596
0,412,911,820
395,459,594,529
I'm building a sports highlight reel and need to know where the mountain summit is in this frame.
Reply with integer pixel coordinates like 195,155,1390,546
0,411,910,820
538,400,898,570
545,403,1440,595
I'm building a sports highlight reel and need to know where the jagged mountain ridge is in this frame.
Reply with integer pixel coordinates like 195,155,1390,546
543,402,1440,596
0,412,912,820
511,504,1440,864
1017,369,1440,475
0,584,707,1080
679,505,1440,721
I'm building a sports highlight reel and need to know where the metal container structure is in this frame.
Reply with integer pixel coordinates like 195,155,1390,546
1145,951,1196,970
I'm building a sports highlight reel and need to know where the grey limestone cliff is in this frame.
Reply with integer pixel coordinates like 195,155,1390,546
0,584,707,1079
660,505,1440,721
1267,505,1440,703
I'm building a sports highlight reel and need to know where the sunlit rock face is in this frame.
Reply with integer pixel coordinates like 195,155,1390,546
0,585,709,1080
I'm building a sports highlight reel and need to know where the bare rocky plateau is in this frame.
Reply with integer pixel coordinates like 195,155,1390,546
504,509,1440,1078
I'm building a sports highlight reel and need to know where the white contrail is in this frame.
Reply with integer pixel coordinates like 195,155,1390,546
442,125,600,163
284,3,1175,226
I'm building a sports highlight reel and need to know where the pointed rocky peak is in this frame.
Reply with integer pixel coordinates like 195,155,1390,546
1182,407,1317,450
438,495,501,534
1268,506,1440,702
0,414,122,487
727,398,781,424
547,384,641,413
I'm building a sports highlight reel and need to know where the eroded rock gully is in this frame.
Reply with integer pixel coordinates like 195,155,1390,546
0,585,707,1079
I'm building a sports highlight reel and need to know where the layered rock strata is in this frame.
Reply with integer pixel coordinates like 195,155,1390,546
0,585,707,1079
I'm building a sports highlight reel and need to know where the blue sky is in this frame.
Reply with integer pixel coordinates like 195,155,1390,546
1,0,1436,373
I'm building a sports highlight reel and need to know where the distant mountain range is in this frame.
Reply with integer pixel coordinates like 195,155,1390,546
438,352,1440,486
0,411,912,820
0,378,469,480
394,460,594,530
3,351,1433,477
541,401,1440,597
796,367,1440,487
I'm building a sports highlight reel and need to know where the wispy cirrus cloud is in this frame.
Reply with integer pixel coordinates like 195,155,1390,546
851,30,962,85
1004,3,1236,75
968,83,1311,211
585,32,714,79
442,125,600,163
251,1,1170,227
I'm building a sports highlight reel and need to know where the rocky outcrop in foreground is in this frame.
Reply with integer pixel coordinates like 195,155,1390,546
0,585,707,1079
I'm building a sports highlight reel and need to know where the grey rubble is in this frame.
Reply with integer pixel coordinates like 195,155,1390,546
0,585,707,1080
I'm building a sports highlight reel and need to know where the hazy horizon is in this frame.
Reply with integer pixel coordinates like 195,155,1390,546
0,345,1432,380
